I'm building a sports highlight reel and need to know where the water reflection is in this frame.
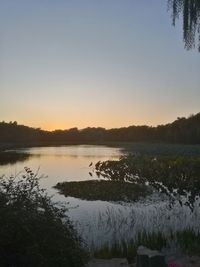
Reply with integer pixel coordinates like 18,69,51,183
0,145,122,198
0,151,31,166
0,145,200,248
71,195,200,248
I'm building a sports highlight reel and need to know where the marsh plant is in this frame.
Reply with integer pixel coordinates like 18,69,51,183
85,155,200,258
93,231,167,263
94,229,200,262
55,179,151,202
91,204,200,261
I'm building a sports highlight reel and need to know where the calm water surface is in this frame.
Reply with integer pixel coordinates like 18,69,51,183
1,145,200,247
1,145,122,193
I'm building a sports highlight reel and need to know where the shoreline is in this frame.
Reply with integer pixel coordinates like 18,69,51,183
1,141,200,157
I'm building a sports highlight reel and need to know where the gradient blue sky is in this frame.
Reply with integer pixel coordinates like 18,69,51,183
0,0,199,130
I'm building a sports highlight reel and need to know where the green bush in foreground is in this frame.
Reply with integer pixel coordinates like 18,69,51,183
0,168,89,267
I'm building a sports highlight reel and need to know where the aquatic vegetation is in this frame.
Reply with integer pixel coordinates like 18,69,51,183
176,229,200,255
55,180,151,202
93,231,167,263
122,142,200,157
94,230,200,262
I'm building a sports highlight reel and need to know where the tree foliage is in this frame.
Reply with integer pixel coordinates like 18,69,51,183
168,0,200,51
0,113,200,145
0,168,88,267
94,155,200,209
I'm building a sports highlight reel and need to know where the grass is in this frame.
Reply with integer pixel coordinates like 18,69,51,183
55,180,151,202
93,230,200,263
93,232,167,263
177,229,200,255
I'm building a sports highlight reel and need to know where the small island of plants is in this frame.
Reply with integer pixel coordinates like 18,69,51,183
55,180,151,202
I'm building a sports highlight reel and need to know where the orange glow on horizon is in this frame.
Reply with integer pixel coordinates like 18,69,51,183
18,110,192,132
39,123,71,131
35,118,168,132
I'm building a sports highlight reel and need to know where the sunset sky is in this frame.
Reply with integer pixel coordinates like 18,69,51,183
1,0,200,130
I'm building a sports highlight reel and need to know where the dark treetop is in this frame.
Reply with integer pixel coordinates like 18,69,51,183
1,113,200,146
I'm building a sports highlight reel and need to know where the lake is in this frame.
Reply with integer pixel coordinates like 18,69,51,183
1,145,200,248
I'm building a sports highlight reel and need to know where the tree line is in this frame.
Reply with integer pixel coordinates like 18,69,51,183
0,113,200,146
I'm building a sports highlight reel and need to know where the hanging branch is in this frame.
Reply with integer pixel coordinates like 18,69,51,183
168,0,200,51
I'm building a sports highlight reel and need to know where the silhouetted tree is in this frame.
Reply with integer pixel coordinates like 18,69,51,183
168,0,200,51
94,155,200,209
0,112,200,145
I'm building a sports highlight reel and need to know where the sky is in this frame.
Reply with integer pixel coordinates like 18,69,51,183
0,0,200,130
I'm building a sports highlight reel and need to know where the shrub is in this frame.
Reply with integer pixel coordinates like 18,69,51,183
0,167,89,267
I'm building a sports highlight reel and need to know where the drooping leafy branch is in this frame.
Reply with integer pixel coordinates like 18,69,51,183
94,155,200,209
168,0,200,51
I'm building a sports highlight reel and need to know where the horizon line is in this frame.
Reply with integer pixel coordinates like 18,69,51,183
1,112,198,132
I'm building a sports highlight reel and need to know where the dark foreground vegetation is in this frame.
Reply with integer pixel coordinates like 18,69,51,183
94,155,200,209
0,168,88,267
55,180,151,202
94,230,200,263
92,155,200,262
94,232,167,263
1,113,200,147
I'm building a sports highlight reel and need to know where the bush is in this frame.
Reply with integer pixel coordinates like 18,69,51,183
0,167,89,267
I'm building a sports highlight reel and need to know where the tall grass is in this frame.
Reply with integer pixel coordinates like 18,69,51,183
93,231,167,263
93,230,200,263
